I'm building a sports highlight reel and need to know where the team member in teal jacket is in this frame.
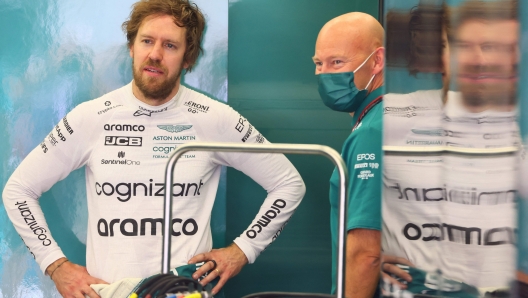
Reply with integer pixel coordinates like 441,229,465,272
313,12,385,298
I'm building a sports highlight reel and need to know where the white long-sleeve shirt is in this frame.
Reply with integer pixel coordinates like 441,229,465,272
2,83,305,283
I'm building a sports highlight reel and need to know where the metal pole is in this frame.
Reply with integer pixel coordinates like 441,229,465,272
163,142,348,298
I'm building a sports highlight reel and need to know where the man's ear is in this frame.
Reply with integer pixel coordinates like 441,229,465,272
372,47,385,75
129,44,134,58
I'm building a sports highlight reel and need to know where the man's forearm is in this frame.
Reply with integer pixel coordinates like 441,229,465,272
346,253,381,298
229,152,306,264
3,178,66,274
346,229,381,298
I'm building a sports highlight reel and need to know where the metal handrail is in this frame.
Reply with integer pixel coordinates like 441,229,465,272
163,142,348,298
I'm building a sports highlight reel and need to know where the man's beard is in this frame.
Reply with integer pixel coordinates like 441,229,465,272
458,64,518,109
133,58,183,100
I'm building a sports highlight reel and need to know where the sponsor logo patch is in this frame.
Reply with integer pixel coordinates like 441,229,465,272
40,142,48,153
242,124,253,142
97,217,198,237
133,106,168,117
406,140,443,145
246,199,286,239
104,124,145,132
387,182,516,204
63,117,74,135
101,158,140,166
384,106,434,118
235,116,247,133
55,125,66,141
98,104,123,115
104,136,142,146
47,132,58,146
95,179,204,202
256,133,265,144
411,128,444,136
444,115,516,124
403,222,515,246
184,101,209,114
15,201,51,247
157,125,193,133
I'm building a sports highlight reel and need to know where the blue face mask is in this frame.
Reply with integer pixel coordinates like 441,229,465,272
317,50,377,113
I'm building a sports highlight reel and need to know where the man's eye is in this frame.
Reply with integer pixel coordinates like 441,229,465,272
166,43,175,49
456,43,470,49
332,60,343,65
142,39,152,44
314,61,322,66
481,44,494,52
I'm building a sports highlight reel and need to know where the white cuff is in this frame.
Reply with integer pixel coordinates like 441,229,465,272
233,237,259,264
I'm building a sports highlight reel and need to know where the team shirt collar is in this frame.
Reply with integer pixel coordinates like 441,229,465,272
124,81,186,116
351,86,383,127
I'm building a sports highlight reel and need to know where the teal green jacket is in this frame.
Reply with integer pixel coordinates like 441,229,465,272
329,87,383,294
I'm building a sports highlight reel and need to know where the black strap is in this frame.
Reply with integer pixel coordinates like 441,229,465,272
352,95,383,131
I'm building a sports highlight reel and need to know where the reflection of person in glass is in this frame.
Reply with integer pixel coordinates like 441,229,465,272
452,1,518,112
382,1,518,296
444,0,519,148
440,2,519,294
381,3,451,295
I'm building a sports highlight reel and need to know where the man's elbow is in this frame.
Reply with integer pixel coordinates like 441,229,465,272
297,178,306,198
347,229,382,270
358,252,381,270
287,171,306,200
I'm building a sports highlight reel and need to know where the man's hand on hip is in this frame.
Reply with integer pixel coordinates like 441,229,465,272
46,258,108,298
381,254,415,290
188,243,248,296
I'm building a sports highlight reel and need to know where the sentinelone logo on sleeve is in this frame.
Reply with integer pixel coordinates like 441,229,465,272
105,136,142,146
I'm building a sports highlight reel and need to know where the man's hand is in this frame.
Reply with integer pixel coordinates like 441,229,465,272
46,258,108,298
381,254,415,290
188,244,248,295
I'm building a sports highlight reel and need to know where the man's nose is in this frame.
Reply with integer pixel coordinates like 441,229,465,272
148,42,163,61
472,46,486,65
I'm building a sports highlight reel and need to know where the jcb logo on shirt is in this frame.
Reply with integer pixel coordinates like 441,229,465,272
105,136,142,146
357,153,375,161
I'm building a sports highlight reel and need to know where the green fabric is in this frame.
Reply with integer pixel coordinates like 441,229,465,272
329,87,384,294
383,266,480,298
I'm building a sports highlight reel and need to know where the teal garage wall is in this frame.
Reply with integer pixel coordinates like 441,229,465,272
0,1,227,296
225,1,378,296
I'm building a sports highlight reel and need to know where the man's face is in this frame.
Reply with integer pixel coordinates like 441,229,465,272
130,14,188,101
313,26,373,90
454,19,519,110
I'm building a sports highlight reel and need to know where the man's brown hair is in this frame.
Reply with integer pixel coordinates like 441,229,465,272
122,0,205,72
453,0,517,30
385,3,448,74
